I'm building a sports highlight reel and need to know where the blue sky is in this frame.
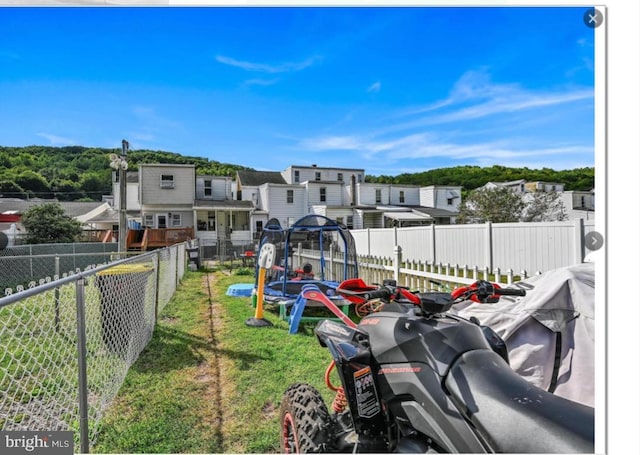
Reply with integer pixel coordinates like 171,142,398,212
0,5,596,176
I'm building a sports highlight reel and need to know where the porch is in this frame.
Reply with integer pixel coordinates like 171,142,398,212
126,227,195,251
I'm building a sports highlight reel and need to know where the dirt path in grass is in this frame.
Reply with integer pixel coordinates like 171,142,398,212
202,272,239,453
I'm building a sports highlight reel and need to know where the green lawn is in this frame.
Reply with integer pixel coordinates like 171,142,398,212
93,269,337,454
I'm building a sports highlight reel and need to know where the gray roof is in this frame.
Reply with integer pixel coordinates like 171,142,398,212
412,206,459,217
0,198,104,218
237,170,286,186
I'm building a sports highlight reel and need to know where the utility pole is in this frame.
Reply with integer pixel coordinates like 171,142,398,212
110,140,129,255
119,140,129,255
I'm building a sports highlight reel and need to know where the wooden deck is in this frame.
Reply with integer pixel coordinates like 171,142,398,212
128,228,195,251
102,227,195,251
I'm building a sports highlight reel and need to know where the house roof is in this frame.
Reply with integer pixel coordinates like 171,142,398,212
383,211,433,221
237,170,287,187
193,199,254,210
412,206,459,217
0,198,104,218
85,207,120,223
288,165,365,172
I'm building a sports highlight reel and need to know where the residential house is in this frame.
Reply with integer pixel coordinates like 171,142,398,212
481,179,527,193
0,198,113,244
194,174,254,253
138,163,196,230
111,163,462,255
281,164,365,186
477,179,593,221
560,190,595,220
524,181,565,193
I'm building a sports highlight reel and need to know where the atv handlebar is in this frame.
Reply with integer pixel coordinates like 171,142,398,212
358,287,393,301
337,279,525,306
451,280,526,303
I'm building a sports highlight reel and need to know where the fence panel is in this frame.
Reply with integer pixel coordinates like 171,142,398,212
433,224,487,268
492,221,581,273
352,220,596,275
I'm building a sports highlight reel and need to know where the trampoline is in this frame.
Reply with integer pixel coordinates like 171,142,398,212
254,215,359,306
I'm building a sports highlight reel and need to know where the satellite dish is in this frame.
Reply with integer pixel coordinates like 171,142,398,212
0,232,8,250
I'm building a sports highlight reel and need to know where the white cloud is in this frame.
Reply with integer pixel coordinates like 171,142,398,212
37,133,76,146
216,55,321,73
244,78,280,87
295,68,594,172
367,81,381,93
399,69,592,127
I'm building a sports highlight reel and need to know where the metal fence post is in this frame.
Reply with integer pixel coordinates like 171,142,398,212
75,276,90,453
155,250,161,322
54,256,60,333
174,245,179,288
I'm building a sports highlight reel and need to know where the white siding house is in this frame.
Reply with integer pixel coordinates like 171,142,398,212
419,186,461,212
282,165,364,185
196,175,233,201
305,181,345,206
259,183,307,228
139,164,195,229
389,185,421,206
357,183,391,205
560,190,596,220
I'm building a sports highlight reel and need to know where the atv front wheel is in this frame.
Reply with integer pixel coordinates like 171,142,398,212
280,383,332,453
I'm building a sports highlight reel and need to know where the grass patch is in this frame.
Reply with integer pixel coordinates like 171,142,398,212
94,269,336,453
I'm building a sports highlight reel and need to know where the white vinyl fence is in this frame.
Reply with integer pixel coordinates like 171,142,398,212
350,219,596,275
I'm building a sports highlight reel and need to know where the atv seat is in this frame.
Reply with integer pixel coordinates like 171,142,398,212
445,349,594,454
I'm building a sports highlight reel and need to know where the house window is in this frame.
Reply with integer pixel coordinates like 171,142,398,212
204,180,212,197
208,212,216,230
336,217,343,225
346,215,354,229
447,197,454,205
358,174,363,183
287,189,294,204
375,189,382,204
294,170,300,183
161,174,174,189
171,214,182,227
399,191,405,203
320,187,327,202
337,173,343,181
315,171,321,181
143,214,154,227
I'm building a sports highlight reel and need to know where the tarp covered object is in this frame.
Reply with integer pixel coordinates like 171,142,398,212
453,262,595,407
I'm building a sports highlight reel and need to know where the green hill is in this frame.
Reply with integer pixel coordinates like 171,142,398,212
0,146,253,201
0,146,594,201
365,164,594,195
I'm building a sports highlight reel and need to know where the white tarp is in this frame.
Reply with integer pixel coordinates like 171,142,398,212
453,262,595,407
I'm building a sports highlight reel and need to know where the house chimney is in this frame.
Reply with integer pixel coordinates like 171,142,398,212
350,174,357,206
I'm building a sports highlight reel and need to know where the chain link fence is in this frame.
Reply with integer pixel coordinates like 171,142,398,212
0,242,189,452
0,243,120,292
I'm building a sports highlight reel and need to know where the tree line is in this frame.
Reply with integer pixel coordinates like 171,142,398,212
0,146,252,201
365,164,594,195
0,146,594,202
